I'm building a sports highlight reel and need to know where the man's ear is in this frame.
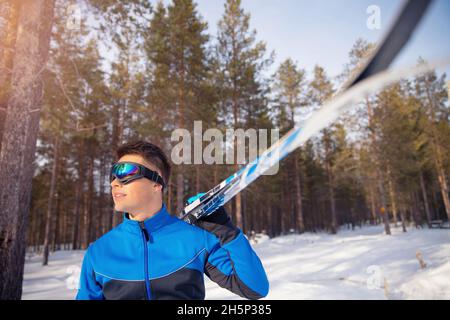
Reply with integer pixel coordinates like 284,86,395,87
153,183,163,192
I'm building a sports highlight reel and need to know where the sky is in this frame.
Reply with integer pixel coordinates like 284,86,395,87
178,0,450,80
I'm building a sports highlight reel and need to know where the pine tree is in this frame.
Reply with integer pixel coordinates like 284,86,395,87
215,0,272,229
272,58,307,233
413,61,450,221
0,0,56,299
343,39,392,235
309,65,340,234
144,0,210,213
374,82,423,228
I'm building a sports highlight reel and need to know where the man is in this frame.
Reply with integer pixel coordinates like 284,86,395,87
76,140,269,300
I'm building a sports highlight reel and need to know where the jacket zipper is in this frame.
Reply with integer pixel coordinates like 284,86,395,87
139,221,152,300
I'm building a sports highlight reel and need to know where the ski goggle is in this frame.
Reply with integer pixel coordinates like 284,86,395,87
110,161,165,189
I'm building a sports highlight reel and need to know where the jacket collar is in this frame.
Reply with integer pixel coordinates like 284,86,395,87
121,203,172,234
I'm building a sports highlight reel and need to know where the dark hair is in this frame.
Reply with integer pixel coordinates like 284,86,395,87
116,140,171,189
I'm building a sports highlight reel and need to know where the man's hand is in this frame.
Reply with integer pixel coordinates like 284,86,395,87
186,193,240,245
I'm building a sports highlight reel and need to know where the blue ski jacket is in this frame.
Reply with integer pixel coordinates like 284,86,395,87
76,204,269,300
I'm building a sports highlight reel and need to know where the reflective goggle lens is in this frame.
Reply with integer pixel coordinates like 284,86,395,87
112,163,139,181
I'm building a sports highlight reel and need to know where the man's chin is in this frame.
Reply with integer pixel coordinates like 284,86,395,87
114,204,127,213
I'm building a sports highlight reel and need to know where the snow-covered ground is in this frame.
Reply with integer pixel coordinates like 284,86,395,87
22,224,450,300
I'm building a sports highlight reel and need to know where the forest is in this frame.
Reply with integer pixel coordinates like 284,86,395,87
0,0,449,299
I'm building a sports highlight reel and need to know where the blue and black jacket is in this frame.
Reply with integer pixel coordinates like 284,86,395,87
76,204,269,300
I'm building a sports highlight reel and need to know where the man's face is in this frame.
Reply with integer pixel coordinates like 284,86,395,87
110,154,163,214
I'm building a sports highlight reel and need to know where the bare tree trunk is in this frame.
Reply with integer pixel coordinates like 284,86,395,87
71,181,81,250
235,191,243,229
280,184,287,235
425,83,450,221
107,196,114,230
419,171,432,227
366,97,389,232
176,168,184,213
111,102,123,228
266,197,273,237
255,192,262,233
38,210,45,253
411,191,423,228
174,62,185,214
84,151,94,248
34,210,42,253
52,190,61,252
71,141,84,250
0,0,55,299
98,153,106,236
287,185,294,232
369,185,378,225
399,206,407,233
327,168,337,234
294,152,305,233
311,198,318,232
350,207,355,230
106,152,114,230
433,147,450,221
61,198,67,250
43,136,59,265
320,198,326,230
0,1,19,150
245,195,251,234
376,169,391,235
387,171,398,226
213,165,218,185
232,87,243,229
431,185,440,220
82,187,89,249
322,129,337,234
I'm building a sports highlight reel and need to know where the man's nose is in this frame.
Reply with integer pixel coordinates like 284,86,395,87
111,178,122,188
